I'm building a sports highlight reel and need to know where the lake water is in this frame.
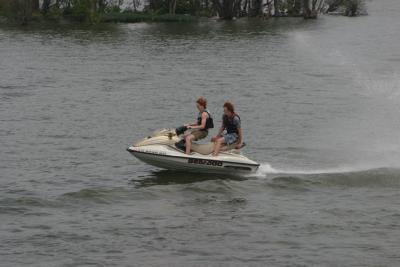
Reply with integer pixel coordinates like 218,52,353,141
1,0,400,266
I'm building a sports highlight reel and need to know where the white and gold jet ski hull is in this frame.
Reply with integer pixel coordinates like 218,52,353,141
127,129,259,174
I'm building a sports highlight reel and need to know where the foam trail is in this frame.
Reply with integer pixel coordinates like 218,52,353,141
253,163,384,178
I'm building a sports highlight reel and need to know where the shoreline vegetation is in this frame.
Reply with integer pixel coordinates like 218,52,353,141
0,0,367,25
101,12,196,23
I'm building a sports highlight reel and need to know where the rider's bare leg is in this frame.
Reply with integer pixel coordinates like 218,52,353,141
185,134,194,154
212,137,225,156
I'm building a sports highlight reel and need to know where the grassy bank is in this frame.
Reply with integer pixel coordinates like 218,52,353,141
101,12,196,23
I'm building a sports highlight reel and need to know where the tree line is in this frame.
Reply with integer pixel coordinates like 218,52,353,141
0,0,365,24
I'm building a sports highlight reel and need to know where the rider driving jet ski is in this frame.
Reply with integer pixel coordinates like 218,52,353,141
178,97,214,154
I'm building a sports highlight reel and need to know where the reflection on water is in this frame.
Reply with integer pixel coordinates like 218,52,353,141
132,170,247,187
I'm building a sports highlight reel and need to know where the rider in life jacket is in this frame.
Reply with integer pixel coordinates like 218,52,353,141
184,97,214,154
211,102,243,156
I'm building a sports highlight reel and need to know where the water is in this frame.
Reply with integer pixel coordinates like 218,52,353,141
1,0,400,265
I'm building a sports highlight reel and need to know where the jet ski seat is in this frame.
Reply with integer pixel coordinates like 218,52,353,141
192,142,246,155
175,140,246,155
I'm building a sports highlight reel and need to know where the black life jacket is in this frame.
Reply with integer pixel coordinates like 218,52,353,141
223,113,240,134
197,110,214,130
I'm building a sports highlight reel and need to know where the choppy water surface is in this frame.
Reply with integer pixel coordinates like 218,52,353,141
1,0,400,266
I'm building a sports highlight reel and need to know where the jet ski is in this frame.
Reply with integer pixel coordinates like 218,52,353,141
127,128,259,174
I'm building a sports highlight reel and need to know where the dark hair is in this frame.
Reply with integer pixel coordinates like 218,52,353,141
223,102,235,113
196,97,207,108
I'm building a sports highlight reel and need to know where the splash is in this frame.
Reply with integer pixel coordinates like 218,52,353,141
289,30,400,169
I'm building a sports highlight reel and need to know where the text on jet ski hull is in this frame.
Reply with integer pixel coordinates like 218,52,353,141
188,158,223,166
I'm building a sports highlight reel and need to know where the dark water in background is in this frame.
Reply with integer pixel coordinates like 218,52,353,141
1,0,400,265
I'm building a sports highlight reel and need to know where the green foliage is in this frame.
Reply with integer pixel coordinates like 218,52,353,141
104,4,121,13
0,0,5,15
175,0,197,15
197,8,214,17
286,0,302,16
62,0,101,23
326,0,366,16
1,0,33,24
144,0,208,16
0,3,8,19
101,11,196,22
0,0,366,25
326,0,344,12
44,4,63,20
145,0,168,13
344,0,365,16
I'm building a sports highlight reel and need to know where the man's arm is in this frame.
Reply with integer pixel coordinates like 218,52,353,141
185,122,197,127
211,124,225,142
217,124,224,136
188,112,207,130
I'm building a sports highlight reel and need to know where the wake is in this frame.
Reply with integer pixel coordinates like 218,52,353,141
252,162,393,178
